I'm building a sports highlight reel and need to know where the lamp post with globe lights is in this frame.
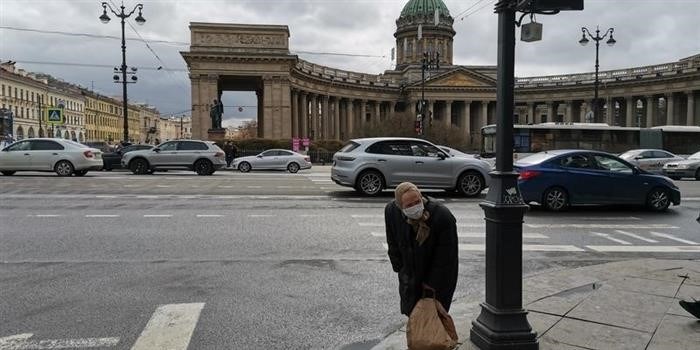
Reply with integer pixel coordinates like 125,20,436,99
98,2,145,143
579,26,616,123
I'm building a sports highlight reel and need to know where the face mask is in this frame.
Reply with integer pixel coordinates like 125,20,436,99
402,202,424,220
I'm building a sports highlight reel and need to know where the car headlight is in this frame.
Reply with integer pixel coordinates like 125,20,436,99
677,164,689,169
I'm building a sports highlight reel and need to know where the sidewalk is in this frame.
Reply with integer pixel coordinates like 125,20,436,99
372,258,700,350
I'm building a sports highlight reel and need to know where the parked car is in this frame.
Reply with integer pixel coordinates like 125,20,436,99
102,144,154,171
0,138,103,176
438,145,473,158
515,150,680,211
619,149,684,174
84,141,115,153
121,140,225,176
331,137,492,196
232,149,311,173
662,151,700,180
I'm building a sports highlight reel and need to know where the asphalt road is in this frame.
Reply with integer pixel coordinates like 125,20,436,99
1,167,699,349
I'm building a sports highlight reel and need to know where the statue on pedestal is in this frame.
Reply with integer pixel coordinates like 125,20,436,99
209,99,224,129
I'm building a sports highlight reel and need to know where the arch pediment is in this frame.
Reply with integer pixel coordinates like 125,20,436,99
418,67,496,88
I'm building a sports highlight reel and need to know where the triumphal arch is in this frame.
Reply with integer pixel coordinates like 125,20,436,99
181,0,700,147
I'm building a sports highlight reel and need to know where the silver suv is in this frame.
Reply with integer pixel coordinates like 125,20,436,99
122,140,226,175
331,137,492,196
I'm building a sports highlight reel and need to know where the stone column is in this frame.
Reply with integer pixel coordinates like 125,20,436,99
428,100,435,125
687,91,696,126
462,101,471,146
334,98,341,140
309,94,318,140
604,97,614,125
666,93,675,125
527,103,536,124
571,101,581,125
322,95,330,139
625,97,635,127
347,99,355,139
547,102,555,123
190,74,218,140
360,100,367,130
257,89,264,138
291,90,298,138
389,102,396,120
445,100,453,128
645,96,655,128
564,101,573,123
481,101,488,127
374,101,381,127
300,92,308,138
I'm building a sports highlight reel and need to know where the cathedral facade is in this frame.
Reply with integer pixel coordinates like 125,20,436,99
181,0,700,149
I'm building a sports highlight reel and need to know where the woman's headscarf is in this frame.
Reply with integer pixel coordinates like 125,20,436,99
395,182,431,245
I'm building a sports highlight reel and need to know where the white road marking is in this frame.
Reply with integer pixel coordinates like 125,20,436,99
380,243,583,252
137,196,159,199
31,214,63,218
299,214,321,217
130,303,204,350
573,216,641,221
276,186,295,188
143,215,173,218
123,185,139,188
614,230,659,243
456,232,548,239
247,186,262,189
586,245,700,253
0,333,119,349
649,232,699,245
359,222,483,228
591,232,632,245
218,185,233,188
155,185,170,188
196,214,223,218
85,214,120,218
684,197,700,201
526,224,678,229
95,195,117,199
248,214,274,218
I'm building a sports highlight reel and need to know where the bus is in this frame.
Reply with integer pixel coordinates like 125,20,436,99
480,123,700,157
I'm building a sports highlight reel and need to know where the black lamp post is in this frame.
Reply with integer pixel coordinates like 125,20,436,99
418,51,440,136
579,26,615,123
99,2,145,143
469,1,583,349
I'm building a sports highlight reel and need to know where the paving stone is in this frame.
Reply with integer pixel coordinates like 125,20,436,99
528,311,561,337
567,285,673,333
646,314,700,350
636,267,700,287
539,334,595,349
543,317,651,350
523,273,600,305
526,283,598,315
605,276,683,298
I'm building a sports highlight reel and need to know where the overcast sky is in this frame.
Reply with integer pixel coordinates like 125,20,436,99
1,0,698,127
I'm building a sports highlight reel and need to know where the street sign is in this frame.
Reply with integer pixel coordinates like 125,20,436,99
301,138,310,147
292,138,300,152
47,108,64,125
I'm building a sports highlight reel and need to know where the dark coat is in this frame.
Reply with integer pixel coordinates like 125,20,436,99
385,197,458,315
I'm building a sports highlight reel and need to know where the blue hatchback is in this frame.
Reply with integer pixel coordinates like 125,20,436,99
515,150,681,211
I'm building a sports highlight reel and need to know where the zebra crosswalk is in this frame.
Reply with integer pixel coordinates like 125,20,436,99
354,214,700,254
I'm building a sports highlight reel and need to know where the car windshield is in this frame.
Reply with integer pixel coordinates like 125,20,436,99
688,151,700,160
618,150,639,159
516,152,558,165
338,141,360,153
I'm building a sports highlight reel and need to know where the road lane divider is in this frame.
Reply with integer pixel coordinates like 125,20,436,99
649,231,698,245
526,224,679,229
85,214,120,218
143,215,173,218
586,246,700,253
130,303,204,350
591,232,632,245
613,230,659,243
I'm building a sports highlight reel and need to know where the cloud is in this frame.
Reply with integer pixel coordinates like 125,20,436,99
2,0,698,121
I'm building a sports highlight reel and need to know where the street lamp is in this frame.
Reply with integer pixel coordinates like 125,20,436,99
579,26,615,123
417,51,440,136
98,2,145,143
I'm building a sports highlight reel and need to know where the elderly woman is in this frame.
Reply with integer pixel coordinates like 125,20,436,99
384,182,459,316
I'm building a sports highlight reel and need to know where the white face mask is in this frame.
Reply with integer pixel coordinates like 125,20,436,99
402,201,424,220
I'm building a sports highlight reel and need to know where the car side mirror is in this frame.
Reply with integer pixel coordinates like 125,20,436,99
634,156,643,160
153,148,160,153
438,152,447,160
257,155,263,158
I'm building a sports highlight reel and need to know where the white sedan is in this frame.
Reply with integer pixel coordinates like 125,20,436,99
0,138,103,176
232,149,312,173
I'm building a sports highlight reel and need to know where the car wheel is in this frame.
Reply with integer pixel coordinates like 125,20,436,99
1,171,16,176
129,159,149,175
54,160,74,177
646,187,671,212
287,162,300,173
74,170,88,177
238,162,251,173
695,168,700,181
457,171,485,197
543,187,569,212
355,170,384,196
194,159,213,176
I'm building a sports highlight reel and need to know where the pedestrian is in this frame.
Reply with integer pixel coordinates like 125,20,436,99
385,182,458,317
224,141,235,168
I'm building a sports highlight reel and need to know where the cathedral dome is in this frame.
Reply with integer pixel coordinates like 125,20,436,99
399,0,451,19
